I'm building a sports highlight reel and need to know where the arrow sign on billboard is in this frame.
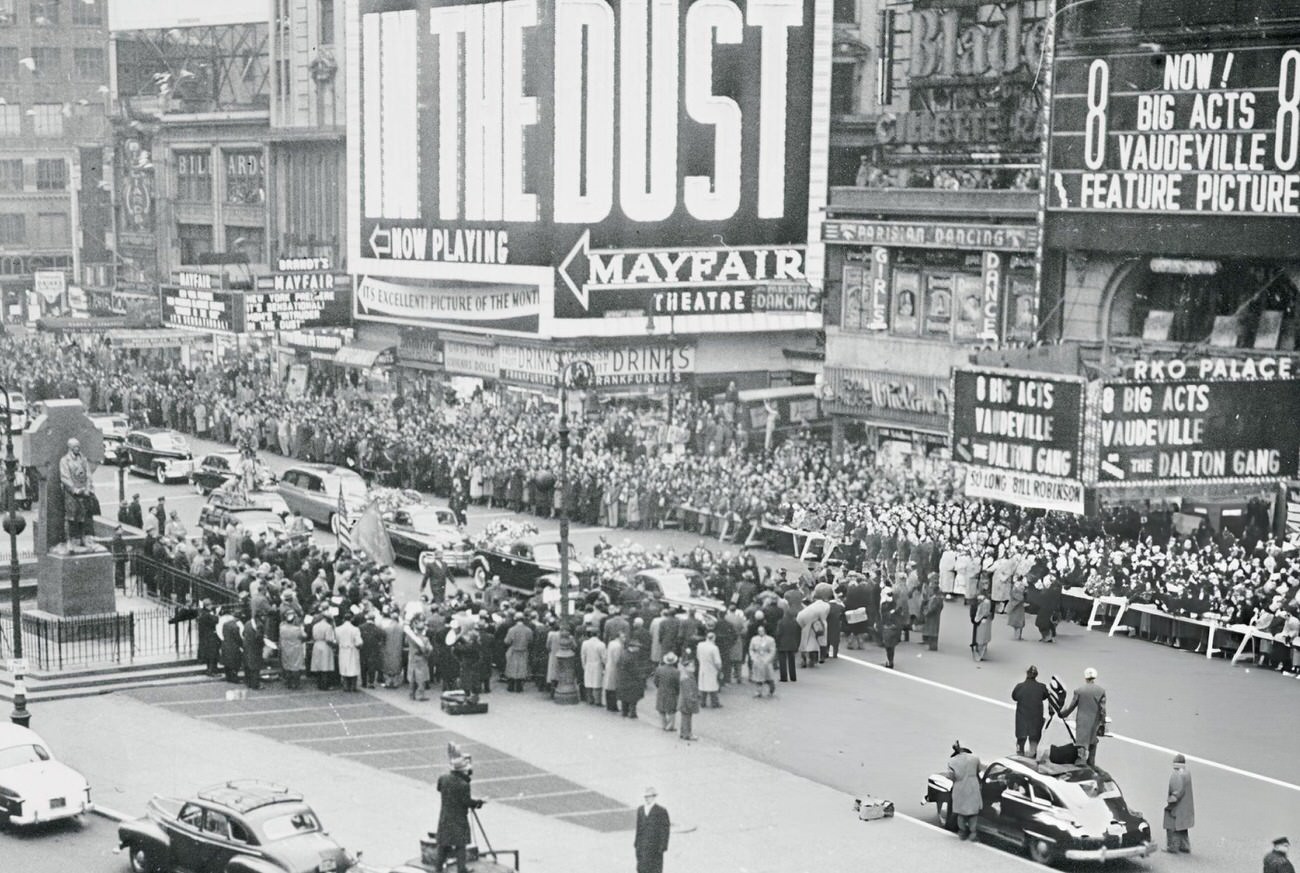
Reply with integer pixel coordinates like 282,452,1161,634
558,230,593,310
369,225,391,258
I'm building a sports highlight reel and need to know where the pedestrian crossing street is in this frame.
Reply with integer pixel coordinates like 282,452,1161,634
128,684,633,832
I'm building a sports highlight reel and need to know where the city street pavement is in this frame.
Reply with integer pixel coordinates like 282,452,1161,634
5,432,1291,871
19,690,1061,873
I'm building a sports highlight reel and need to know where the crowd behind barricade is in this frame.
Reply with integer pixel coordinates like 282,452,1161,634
5,331,1300,679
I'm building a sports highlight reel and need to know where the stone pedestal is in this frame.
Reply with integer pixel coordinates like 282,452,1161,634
37,549,116,617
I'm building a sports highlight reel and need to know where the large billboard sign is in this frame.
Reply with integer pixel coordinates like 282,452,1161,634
951,368,1086,513
1048,44,1300,254
1090,356,1300,487
347,0,831,337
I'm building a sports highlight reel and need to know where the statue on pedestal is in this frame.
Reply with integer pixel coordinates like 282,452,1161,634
58,438,100,552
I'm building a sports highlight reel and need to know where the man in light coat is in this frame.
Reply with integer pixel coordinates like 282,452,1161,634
580,628,607,706
603,633,624,712
946,742,982,842
695,631,723,708
1059,667,1107,767
336,614,363,692
1163,753,1194,853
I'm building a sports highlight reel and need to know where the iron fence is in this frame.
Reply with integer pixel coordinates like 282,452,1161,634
0,606,195,671
124,552,242,607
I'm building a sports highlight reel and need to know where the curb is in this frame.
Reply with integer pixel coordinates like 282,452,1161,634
92,804,130,823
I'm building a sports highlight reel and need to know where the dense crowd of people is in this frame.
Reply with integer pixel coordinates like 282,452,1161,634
4,329,1299,679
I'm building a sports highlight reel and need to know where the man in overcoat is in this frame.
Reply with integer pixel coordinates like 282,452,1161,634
1011,665,1049,757
196,599,220,676
1163,753,1194,853
241,613,263,690
634,787,671,873
1059,667,1107,767
946,742,982,842
435,745,485,873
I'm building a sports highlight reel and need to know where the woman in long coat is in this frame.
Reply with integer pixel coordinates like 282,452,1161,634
842,579,871,649
879,596,901,669
747,625,776,696
336,616,362,691
406,621,431,701
503,615,533,692
279,614,307,690
603,635,624,712
972,593,993,661
1163,755,1195,852
617,641,646,718
653,655,680,731
310,614,337,690
380,613,404,688
677,661,700,741
1007,578,1028,639
921,583,943,652
796,598,829,668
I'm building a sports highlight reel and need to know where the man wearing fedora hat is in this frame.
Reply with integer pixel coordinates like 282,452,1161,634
1265,837,1294,873
634,787,670,873
1059,667,1106,767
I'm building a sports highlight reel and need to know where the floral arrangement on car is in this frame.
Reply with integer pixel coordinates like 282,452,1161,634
588,541,670,586
369,487,426,515
474,519,540,552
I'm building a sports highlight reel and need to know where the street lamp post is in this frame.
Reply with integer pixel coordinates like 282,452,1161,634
115,452,130,506
646,314,675,427
551,356,592,706
2,389,30,726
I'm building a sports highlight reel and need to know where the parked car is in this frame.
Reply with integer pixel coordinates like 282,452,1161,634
190,451,278,496
197,497,290,548
277,465,369,528
384,503,474,570
0,723,93,826
469,537,591,595
90,414,129,464
118,779,359,873
125,428,195,484
924,756,1155,865
630,568,725,615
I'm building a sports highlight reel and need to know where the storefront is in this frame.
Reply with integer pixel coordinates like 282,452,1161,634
394,328,445,395
1044,25,1300,351
823,365,950,470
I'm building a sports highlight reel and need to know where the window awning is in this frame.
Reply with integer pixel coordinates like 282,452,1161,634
333,341,395,368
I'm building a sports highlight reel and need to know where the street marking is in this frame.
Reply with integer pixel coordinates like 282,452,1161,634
894,809,1043,869
294,728,448,743
839,654,1300,794
465,771,553,784
242,714,426,731
200,701,378,719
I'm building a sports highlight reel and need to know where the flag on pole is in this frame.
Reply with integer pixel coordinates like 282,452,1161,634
1044,675,1071,738
332,485,353,550
352,500,396,566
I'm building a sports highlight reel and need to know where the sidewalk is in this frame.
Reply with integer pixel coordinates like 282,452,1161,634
31,686,1040,873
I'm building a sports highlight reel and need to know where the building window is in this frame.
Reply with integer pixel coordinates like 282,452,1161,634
35,158,66,190
72,0,102,26
178,224,214,265
31,0,59,25
224,150,265,204
0,214,25,245
36,212,69,247
0,159,21,191
0,47,17,79
225,226,265,265
0,0,16,26
319,0,335,45
30,103,63,136
175,151,212,202
32,47,61,79
73,48,103,80
0,105,19,136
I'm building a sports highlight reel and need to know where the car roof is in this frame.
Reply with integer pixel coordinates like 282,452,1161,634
196,780,304,814
998,755,1094,781
132,427,175,435
518,536,562,546
289,463,361,477
206,451,243,461
0,723,44,748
